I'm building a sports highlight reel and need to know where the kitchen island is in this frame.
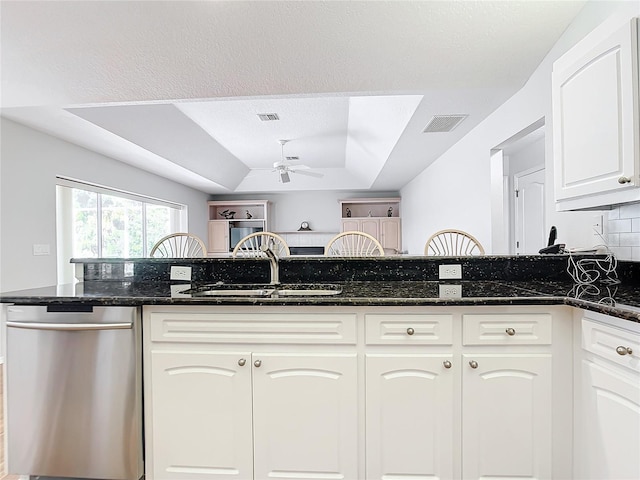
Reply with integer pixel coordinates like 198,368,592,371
1,255,639,480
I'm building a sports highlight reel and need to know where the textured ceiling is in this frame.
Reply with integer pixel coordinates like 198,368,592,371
0,1,587,193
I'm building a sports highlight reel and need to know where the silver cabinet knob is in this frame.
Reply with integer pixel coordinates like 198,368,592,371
469,360,478,369
616,346,633,356
618,176,632,184
254,359,262,368
443,360,452,369
238,358,246,367
406,327,415,336
505,327,516,336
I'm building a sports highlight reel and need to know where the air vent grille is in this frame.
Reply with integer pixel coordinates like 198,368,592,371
423,114,468,133
286,156,299,161
257,113,280,121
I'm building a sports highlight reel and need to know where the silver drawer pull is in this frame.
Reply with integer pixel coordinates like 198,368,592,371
616,346,633,356
238,358,246,367
469,360,478,369
254,359,262,368
618,176,632,184
443,360,452,369
406,327,415,336
505,327,516,336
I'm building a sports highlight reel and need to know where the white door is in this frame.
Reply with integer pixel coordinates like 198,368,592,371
149,351,254,480
462,354,552,480
252,353,359,480
365,354,454,480
578,359,640,480
514,167,545,254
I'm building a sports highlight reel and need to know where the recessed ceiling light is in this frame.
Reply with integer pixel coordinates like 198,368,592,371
257,113,280,121
423,114,468,133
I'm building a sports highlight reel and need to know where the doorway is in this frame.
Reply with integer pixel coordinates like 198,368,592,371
514,167,545,254
490,120,546,254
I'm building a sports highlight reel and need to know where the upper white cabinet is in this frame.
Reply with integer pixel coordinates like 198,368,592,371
552,18,640,210
339,198,402,254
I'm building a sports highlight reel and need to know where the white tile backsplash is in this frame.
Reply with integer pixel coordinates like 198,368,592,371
604,202,640,261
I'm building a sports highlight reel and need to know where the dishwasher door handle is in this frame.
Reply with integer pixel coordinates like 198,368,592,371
7,321,133,331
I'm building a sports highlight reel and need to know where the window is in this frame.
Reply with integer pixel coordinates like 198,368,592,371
56,178,187,282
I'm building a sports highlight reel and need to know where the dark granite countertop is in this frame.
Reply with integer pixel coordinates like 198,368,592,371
2,279,639,323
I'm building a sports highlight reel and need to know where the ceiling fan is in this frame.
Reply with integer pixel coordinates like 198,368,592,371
261,139,324,184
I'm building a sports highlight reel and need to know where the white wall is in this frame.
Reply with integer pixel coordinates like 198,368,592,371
401,0,640,256
0,118,210,291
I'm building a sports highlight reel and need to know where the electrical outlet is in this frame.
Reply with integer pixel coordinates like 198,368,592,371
592,214,604,235
170,266,192,281
439,284,462,298
439,264,462,279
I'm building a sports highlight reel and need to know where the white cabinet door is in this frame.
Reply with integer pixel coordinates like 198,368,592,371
553,18,639,209
252,353,359,480
365,354,454,480
578,359,640,480
341,218,360,232
360,218,380,239
149,351,254,480
380,217,401,253
462,354,552,480
208,220,229,254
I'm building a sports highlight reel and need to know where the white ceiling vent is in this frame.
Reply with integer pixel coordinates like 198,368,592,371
257,113,280,121
285,156,299,161
423,114,468,133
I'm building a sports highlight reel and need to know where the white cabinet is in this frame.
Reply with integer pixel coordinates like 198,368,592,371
339,198,402,253
150,351,253,480
207,200,269,255
365,313,454,479
461,312,555,480
552,18,640,210
144,308,359,480
145,305,573,480
207,220,229,254
462,354,552,479
366,354,454,479
252,353,358,480
574,312,640,480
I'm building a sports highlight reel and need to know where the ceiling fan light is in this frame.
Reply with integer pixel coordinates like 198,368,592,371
280,171,290,183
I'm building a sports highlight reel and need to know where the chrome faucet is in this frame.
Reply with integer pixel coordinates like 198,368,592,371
260,241,279,285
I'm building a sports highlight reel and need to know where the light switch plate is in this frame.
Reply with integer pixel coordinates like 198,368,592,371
439,264,462,279
32,244,50,256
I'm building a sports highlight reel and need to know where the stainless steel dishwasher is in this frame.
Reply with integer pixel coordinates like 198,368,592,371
6,305,143,480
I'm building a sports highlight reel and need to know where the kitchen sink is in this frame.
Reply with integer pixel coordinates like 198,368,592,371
181,283,342,297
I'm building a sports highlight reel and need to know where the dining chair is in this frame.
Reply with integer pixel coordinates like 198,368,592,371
150,233,207,258
424,229,485,256
325,231,385,257
232,232,290,258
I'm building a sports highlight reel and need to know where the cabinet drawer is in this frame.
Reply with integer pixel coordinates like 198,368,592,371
365,314,453,345
582,318,640,371
150,312,357,344
463,313,552,346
